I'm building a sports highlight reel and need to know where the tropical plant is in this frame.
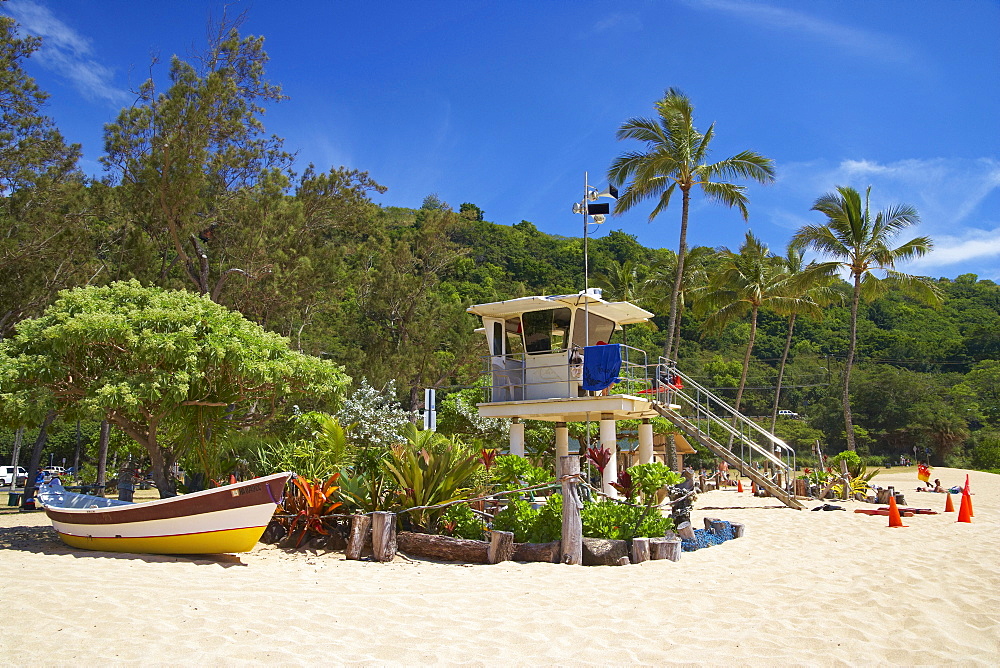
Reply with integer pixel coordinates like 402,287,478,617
608,87,775,360
644,246,711,354
793,186,940,450
383,435,482,532
283,473,343,548
627,462,683,503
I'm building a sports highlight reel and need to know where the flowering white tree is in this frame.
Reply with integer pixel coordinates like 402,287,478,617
335,379,411,448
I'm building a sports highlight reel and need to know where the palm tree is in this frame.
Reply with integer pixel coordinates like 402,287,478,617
793,186,940,451
645,246,711,357
695,232,818,420
608,87,775,362
592,259,649,346
768,243,842,433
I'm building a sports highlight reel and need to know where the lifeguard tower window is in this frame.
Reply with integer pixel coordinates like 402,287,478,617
522,308,571,354
572,311,615,348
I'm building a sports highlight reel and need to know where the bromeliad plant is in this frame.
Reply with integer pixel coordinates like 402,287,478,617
283,473,343,547
383,438,483,533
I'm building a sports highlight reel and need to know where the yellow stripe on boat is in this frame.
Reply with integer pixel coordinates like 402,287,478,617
56,526,267,554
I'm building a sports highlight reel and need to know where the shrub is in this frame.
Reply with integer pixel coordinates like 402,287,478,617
440,503,487,540
491,494,562,543
581,500,673,541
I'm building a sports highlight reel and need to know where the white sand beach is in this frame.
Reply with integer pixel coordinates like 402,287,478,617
1,466,997,666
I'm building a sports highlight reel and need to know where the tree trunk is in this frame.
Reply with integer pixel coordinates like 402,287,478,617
96,420,111,495
72,420,82,480
22,411,57,504
664,188,691,362
728,306,758,447
843,276,862,451
769,313,797,433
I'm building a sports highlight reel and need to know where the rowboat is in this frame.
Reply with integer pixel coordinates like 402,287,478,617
37,472,291,554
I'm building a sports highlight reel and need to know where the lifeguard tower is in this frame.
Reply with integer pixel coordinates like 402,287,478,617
468,289,804,509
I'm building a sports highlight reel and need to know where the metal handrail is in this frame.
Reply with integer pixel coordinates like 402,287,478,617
657,358,792,473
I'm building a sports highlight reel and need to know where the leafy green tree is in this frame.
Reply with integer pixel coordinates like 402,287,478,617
644,245,712,357
0,14,89,337
101,16,292,299
793,186,940,450
0,15,81,191
608,87,775,361
0,281,349,497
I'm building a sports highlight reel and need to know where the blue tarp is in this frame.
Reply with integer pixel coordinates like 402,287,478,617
582,343,621,391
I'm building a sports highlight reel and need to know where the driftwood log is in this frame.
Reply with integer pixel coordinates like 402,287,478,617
631,537,650,564
397,532,490,563
371,511,397,562
512,540,561,563
345,514,372,560
487,530,515,564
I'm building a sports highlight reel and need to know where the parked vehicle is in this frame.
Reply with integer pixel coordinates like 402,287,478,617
43,466,67,479
777,410,800,419
1,466,28,486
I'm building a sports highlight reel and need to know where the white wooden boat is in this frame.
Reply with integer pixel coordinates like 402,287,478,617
37,472,291,554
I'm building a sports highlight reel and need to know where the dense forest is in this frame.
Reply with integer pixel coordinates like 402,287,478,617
1,14,998,480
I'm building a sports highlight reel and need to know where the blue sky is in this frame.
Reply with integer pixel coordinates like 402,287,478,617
4,0,999,280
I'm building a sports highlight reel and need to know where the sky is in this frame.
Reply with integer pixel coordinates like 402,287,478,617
4,0,999,280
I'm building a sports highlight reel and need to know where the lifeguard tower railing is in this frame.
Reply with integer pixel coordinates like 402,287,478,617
481,344,649,403
650,358,803,510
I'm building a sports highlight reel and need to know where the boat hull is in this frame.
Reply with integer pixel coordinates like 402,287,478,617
41,472,291,555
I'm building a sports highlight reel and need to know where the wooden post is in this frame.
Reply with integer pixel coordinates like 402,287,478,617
559,455,583,565
345,514,372,560
730,522,745,538
631,537,650,564
650,537,681,561
676,521,695,540
371,511,397,562
487,530,515,564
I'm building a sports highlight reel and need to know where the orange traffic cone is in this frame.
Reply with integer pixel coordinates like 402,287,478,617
751,481,758,495
957,490,972,523
887,494,907,528
944,492,955,513
737,479,744,493
964,475,974,517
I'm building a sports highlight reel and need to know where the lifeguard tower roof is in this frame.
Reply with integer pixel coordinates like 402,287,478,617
467,290,654,325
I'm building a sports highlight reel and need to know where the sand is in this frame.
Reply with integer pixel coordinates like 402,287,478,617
1,466,997,666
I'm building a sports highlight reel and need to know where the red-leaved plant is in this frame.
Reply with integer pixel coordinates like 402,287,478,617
586,446,613,474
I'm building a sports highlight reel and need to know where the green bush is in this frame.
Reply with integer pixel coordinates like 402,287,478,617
491,494,562,543
491,455,554,492
440,503,487,540
581,500,673,541
970,432,1000,471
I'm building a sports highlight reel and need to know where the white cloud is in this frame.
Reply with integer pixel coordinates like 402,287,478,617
759,157,1000,278
3,0,129,105
687,0,920,67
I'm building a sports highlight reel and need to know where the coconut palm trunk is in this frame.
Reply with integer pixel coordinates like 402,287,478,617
665,189,691,361
769,313,797,433
843,274,863,451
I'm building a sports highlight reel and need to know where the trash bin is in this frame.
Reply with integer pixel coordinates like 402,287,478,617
7,492,20,507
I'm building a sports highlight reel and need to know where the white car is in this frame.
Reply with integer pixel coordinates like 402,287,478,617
1,466,28,486
777,409,800,419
